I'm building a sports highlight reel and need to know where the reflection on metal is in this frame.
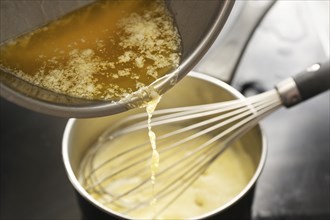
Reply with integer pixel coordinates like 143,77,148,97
195,1,276,83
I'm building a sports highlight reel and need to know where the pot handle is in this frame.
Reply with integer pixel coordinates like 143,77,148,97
276,61,330,107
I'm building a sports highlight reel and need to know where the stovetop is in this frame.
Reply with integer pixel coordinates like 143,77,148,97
1,1,329,220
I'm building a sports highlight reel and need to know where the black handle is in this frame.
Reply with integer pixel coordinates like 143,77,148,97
293,60,330,102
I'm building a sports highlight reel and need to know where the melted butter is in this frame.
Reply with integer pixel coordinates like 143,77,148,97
0,0,181,100
146,91,161,184
145,90,162,214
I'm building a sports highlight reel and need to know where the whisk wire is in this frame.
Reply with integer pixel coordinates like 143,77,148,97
79,89,283,215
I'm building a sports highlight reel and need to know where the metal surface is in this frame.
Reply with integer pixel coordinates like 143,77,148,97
62,72,266,219
195,0,276,83
275,78,301,107
231,1,330,219
0,0,234,117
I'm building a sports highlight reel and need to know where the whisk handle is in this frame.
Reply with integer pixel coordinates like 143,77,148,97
276,60,330,107
294,61,330,101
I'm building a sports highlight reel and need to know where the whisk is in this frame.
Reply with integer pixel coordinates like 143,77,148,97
79,61,329,217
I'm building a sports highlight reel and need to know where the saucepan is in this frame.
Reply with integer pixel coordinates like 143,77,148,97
62,72,266,219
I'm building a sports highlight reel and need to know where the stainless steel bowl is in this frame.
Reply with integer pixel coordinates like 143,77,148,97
0,0,234,117
62,72,267,219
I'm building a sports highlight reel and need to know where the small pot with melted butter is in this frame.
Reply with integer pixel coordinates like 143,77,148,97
62,72,266,219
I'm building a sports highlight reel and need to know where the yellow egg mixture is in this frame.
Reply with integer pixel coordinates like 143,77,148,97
78,123,255,219
0,0,181,100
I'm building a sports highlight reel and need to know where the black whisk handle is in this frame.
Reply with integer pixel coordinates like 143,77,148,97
276,60,329,107
293,60,330,102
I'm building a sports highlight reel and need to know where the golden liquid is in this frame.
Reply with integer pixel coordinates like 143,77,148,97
0,0,181,100
145,91,162,214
